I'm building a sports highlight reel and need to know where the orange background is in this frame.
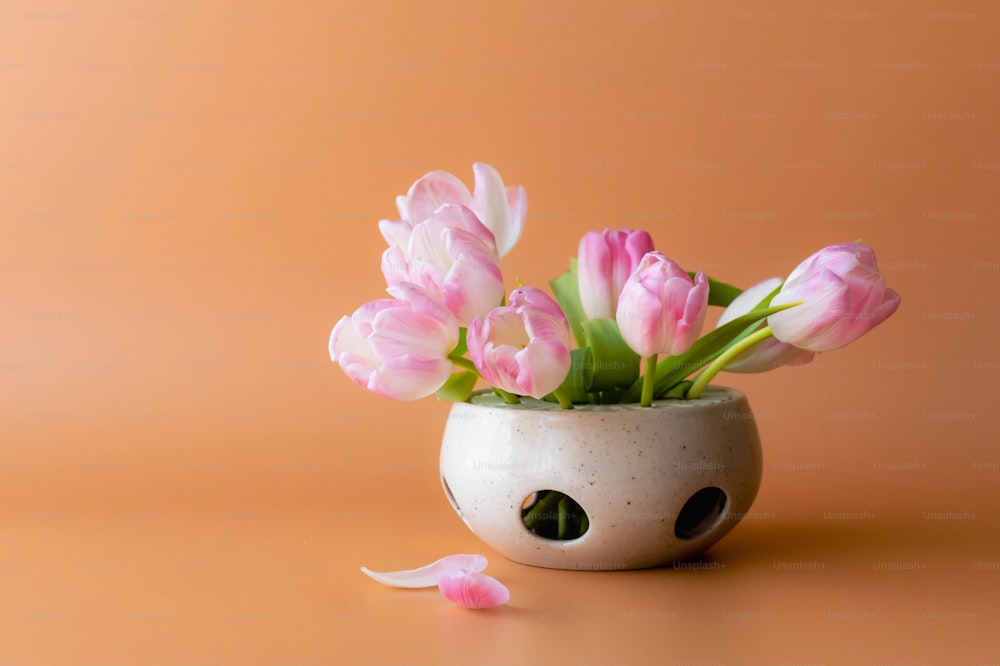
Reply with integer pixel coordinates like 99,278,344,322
2,1,998,663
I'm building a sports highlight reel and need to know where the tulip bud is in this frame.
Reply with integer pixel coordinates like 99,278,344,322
577,228,655,320
466,287,572,399
769,243,901,352
615,252,709,358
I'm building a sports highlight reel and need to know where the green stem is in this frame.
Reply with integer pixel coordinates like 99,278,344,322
522,490,561,529
493,387,521,405
687,326,775,399
640,354,658,407
448,354,478,374
552,387,575,410
557,496,569,539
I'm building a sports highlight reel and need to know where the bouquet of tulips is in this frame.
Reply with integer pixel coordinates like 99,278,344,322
329,163,901,409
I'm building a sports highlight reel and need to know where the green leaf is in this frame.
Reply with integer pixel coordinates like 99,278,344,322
690,273,743,307
551,347,595,404
664,380,693,399
581,318,641,392
756,282,781,310
435,371,478,402
597,386,626,405
549,258,588,348
620,302,800,402
450,327,468,358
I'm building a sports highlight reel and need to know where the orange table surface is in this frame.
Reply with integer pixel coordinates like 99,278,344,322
2,398,999,665
2,1,998,663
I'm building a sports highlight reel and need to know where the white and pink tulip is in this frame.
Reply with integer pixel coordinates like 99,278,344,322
769,242,901,352
328,282,459,401
381,203,505,326
383,163,526,258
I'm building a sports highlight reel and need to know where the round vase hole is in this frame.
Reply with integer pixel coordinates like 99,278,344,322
674,487,728,540
521,490,589,541
441,476,463,519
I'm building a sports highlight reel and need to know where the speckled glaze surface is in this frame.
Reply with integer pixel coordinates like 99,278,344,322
439,386,763,570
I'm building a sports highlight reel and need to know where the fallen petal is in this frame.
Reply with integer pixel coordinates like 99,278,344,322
360,554,488,589
438,570,510,609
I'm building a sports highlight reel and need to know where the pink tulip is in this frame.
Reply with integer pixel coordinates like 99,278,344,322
716,277,815,373
616,252,709,358
466,287,572,399
769,242,901,352
361,553,509,610
381,204,505,326
383,163,527,257
577,228,655,320
328,283,459,401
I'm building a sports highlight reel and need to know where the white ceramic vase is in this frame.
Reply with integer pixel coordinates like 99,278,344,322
439,386,763,570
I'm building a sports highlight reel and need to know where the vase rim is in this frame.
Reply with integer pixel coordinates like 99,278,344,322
460,385,744,412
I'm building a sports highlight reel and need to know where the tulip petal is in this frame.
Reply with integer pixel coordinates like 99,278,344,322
405,171,472,224
437,202,498,248
578,231,615,319
368,311,456,359
624,229,655,268
395,195,409,221
471,163,520,256
438,571,510,609
515,338,571,399
771,268,852,350
509,285,568,326
481,308,530,348
716,277,783,327
868,287,902,327
387,281,459,330
504,184,528,256
329,315,370,363
408,218,456,273
368,357,454,401
378,218,414,253
339,354,378,390
673,272,710,355
360,554,488,589
441,250,505,326
722,337,815,373
475,341,524,394
381,245,410,287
